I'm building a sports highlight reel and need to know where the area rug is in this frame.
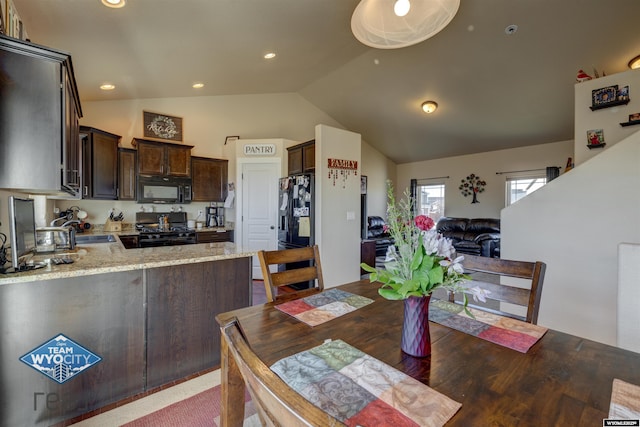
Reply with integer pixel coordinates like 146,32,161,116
123,384,258,427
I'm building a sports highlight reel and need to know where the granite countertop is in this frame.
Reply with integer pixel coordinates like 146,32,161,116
0,233,253,285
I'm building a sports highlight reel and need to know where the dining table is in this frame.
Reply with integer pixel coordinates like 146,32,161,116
215,279,640,426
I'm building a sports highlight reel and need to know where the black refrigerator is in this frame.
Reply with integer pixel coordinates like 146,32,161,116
278,173,314,250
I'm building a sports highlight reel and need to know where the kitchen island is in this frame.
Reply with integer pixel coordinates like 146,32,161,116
0,238,253,427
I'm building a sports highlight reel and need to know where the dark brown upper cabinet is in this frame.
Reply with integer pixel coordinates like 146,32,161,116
118,148,137,200
287,140,315,174
132,138,193,177
191,156,228,202
80,126,120,200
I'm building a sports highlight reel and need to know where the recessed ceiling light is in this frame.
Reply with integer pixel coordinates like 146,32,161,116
192,83,205,89
100,83,115,91
264,52,276,59
629,55,640,70
101,0,126,8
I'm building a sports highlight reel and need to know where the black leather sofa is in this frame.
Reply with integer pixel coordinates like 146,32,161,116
366,216,395,257
435,217,500,258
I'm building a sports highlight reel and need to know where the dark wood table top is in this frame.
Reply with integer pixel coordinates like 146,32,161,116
216,279,640,426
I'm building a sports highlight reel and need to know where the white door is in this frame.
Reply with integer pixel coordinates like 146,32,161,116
241,161,280,279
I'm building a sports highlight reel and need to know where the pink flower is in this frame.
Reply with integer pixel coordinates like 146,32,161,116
414,215,435,231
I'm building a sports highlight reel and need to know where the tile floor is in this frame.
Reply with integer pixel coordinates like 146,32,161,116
70,280,267,426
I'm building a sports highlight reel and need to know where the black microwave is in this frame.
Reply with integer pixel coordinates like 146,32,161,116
137,175,192,204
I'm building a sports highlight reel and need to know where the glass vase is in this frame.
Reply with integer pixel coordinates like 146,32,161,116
401,295,432,357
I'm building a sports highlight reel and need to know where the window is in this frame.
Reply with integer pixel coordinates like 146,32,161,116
506,176,546,206
416,183,445,222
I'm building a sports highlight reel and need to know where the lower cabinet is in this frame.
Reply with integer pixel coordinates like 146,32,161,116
196,230,234,243
0,256,251,426
145,256,251,388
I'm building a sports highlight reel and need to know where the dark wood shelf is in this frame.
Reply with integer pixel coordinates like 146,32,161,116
587,143,606,149
589,99,630,110
620,121,640,127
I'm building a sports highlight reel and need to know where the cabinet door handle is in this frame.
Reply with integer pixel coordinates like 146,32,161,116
84,186,88,196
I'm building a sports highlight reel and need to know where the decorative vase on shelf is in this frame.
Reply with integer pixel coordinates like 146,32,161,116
401,295,432,357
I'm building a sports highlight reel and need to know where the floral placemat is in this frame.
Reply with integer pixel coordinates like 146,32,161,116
429,299,548,353
609,379,640,420
271,339,461,426
275,288,374,327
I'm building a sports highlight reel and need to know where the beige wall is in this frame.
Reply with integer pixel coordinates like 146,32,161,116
361,142,396,218
396,140,574,218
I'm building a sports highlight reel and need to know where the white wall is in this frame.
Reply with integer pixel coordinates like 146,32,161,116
575,68,640,165
315,125,362,287
396,140,574,218
361,143,396,217
502,131,640,346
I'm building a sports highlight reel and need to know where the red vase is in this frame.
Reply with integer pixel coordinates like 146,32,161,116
401,295,432,357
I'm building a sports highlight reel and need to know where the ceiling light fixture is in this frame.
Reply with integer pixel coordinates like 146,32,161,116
101,0,126,8
351,0,460,49
100,83,115,91
422,101,438,114
264,52,276,59
629,55,640,70
192,83,204,89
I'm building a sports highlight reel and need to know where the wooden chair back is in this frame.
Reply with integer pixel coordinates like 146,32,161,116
220,317,346,427
453,254,546,324
257,245,324,303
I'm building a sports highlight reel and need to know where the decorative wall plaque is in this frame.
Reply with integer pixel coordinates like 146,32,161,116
143,111,183,142
327,158,358,188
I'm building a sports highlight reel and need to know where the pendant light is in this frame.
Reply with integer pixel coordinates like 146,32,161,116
351,0,460,49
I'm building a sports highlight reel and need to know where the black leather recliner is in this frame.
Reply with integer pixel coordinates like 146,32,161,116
436,217,500,258
366,216,395,257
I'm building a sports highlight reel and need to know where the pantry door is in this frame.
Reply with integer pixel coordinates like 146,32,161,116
240,159,280,279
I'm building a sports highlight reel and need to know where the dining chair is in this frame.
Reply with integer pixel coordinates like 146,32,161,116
257,245,324,303
220,316,347,427
451,254,546,324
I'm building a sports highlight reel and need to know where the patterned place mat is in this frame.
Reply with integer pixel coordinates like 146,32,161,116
275,288,374,326
429,299,548,353
609,379,640,419
271,339,461,427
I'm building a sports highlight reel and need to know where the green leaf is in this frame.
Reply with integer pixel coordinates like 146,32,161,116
379,288,403,300
428,265,444,285
409,247,423,271
360,263,376,273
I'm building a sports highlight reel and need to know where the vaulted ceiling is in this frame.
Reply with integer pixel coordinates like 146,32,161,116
15,0,640,163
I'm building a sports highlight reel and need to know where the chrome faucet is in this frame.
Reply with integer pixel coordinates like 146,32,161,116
50,217,67,226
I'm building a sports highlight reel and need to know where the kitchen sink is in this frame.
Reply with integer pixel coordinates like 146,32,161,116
75,234,117,244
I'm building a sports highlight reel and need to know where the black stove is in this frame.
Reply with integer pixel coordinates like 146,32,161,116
135,212,196,248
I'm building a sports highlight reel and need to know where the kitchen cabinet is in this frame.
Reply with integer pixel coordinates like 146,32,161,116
132,138,193,177
118,148,137,200
0,35,82,196
191,156,228,202
80,126,120,200
196,229,234,243
287,139,315,174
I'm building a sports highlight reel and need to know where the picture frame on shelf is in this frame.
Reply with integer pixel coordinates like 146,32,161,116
586,129,605,148
618,86,630,101
592,85,618,106
143,111,183,142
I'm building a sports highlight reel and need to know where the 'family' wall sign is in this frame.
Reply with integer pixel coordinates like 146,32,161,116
327,158,358,188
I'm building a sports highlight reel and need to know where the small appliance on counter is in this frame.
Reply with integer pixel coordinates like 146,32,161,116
206,206,225,227
35,227,76,252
